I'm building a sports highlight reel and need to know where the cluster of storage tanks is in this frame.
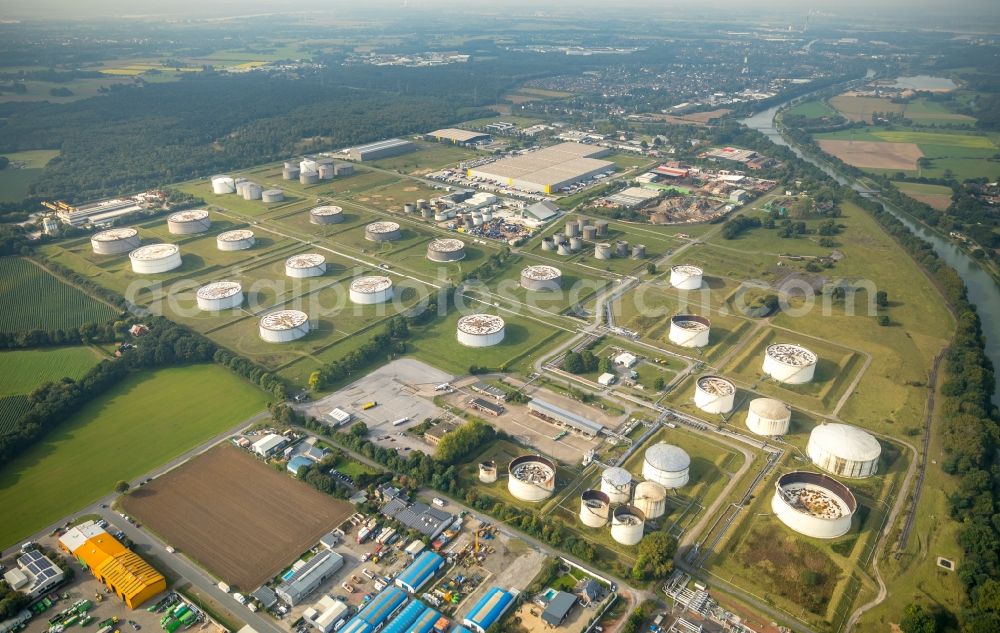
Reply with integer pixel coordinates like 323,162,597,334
456,314,505,347
287,158,353,183
211,175,282,202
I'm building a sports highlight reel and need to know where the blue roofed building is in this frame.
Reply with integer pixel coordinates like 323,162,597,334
354,587,408,629
462,588,515,633
338,620,371,633
409,607,445,633
395,551,444,593
381,600,427,633
288,455,314,476
451,627,475,633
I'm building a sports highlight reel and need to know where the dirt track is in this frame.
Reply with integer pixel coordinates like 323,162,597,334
123,443,353,589
817,139,923,171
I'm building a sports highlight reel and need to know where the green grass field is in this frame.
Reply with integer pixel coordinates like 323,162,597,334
0,347,103,396
902,98,976,126
892,181,953,211
0,395,29,436
0,364,270,548
0,257,118,331
787,100,839,119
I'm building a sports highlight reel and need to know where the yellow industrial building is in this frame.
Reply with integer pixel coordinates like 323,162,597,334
59,521,166,609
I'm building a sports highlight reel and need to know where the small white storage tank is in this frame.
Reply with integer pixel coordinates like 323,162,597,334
600,466,632,504
594,243,612,260
91,227,140,255
772,471,856,539
694,375,736,414
633,481,667,519
196,281,243,311
669,265,703,290
668,315,711,348
642,443,690,489
129,243,182,274
242,183,262,200
427,238,466,262
310,205,344,225
285,253,327,278
456,314,505,347
365,221,401,242
557,243,572,256
318,163,335,180
259,309,311,343
479,461,498,484
262,189,284,203
610,505,645,546
763,343,818,384
507,455,556,502
216,229,255,251
807,423,881,478
211,175,236,194
579,490,610,528
520,265,562,291
349,276,393,304
300,172,319,185
746,398,791,436
167,210,211,235
299,159,318,175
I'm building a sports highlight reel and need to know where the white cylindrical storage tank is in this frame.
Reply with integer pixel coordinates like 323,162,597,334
507,455,556,502
600,466,632,504
541,238,556,251
763,343,818,384
807,423,881,478
565,222,579,237
471,213,484,227
283,167,300,181
349,276,393,305
211,175,236,194
216,229,255,251
595,220,609,237
434,211,448,222
595,243,612,260
642,443,690,489
167,209,211,235
310,205,345,225
365,221,401,242
772,471,857,539
242,183,262,200
610,505,645,546
670,265,703,290
299,159,318,175
129,243,181,274
579,490,611,528
633,481,667,520
631,244,646,259
259,309,311,343
479,461,498,484
482,209,493,222
196,281,243,311
456,314,505,347
285,253,327,278
300,172,319,185
569,237,583,251
746,398,791,436
262,189,284,203
582,225,597,240
91,227,140,255
424,208,437,220
403,203,416,214
615,241,629,257
427,238,466,262
318,163,335,180
668,315,711,348
694,375,736,414
557,243,572,256
520,265,562,291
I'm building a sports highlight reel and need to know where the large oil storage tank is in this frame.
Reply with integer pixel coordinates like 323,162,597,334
129,243,182,274
600,466,633,504
557,243,572,256
299,159,318,175
520,265,562,291
642,443,690,489
211,175,236,194
595,243,612,260
807,423,881,478
310,205,344,225
669,265,703,290
746,398,791,436
216,229,255,251
507,455,556,502
349,276,393,305
456,314,505,347
763,343,818,384
668,315,711,348
694,375,736,414
300,172,319,185
569,237,583,251
565,222,580,238
421,207,434,220
242,183,263,201
633,481,667,519
91,228,140,255
427,238,466,262
610,506,645,546
772,471,856,539
579,490,611,528
582,225,597,240
365,221,401,242
262,189,284,203
541,238,556,252
196,281,243,311
318,162,335,180
282,162,299,181
479,461,498,484
167,210,211,235
285,253,327,278
259,309,311,343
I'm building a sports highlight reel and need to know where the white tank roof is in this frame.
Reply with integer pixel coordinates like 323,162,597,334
286,253,326,268
260,310,309,331
311,205,343,216
671,264,703,275
217,229,254,241
428,238,465,252
366,221,400,233
634,480,667,500
457,314,505,335
197,281,242,300
350,276,393,293
93,227,138,241
810,423,881,461
169,209,209,222
129,243,178,260
671,315,710,331
766,343,817,366
521,265,562,280
697,375,735,396
644,443,690,472
749,397,790,420
602,466,632,487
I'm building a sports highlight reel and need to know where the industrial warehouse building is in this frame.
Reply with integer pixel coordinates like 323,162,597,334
542,591,578,627
252,433,288,457
380,497,454,539
467,143,614,194
394,551,444,593
340,587,408,633
426,128,491,146
348,138,416,161
463,588,515,633
59,522,166,609
303,595,349,633
275,550,345,606
527,399,605,437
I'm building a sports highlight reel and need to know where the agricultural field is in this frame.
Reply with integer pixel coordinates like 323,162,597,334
0,347,102,396
892,181,953,211
902,98,976,126
786,100,839,119
0,364,270,549
366,141,480,174
122,443,354,589
829,95,905,122
0,395,29,437
0,257,118,331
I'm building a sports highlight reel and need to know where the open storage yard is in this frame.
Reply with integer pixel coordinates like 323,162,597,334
122,443,353,590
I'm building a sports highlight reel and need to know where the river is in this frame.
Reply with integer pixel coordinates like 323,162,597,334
744,103,1000,403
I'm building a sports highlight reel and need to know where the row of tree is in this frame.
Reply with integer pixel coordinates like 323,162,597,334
308,317,411,391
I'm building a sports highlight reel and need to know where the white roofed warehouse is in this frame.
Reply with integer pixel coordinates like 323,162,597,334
467,142,614,194
349,138,416,161
807,423,881,478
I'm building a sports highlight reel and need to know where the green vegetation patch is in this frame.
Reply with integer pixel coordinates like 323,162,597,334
0,257,118,331
0,347,102,396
